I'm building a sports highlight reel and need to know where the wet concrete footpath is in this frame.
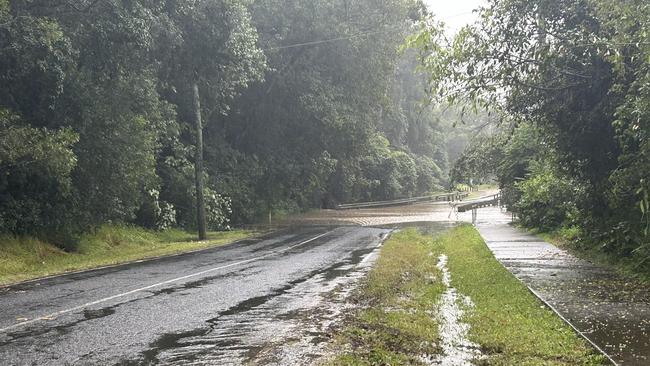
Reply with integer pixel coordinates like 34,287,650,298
468,207,650,365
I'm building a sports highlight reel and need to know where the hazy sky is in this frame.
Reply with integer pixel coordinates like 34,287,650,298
424,0,487,34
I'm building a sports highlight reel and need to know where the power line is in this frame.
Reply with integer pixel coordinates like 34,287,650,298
264,24,404,51
263,12,650,53
263,12,478,52
436,10,475,19
570,41,650,48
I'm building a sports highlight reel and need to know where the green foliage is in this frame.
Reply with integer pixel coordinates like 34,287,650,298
515,164,580,231
203,188,232,231
204,0,448,217
136,189,177,231
449,133,503,186
0,15,73,127
155,0,266,117
0,109,78,234
0,0,450,241
412,0,650,273
414,155,443,194
603,1,650,254
70,79,165,226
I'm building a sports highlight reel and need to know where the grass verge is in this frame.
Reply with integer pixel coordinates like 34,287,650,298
440,225,605,365
328,226,606,365
329,229,445,365
0,225,255,286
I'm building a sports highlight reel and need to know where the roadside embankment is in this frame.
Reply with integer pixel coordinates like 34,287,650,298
0,225,254,285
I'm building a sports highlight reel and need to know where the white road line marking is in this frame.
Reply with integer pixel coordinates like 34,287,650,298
358,250,377,265
0,231,332,334
358,236,387,265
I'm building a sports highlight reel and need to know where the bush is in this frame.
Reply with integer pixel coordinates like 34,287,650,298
0,109,79,236
414,155,443,194
515,165,579,231
204,188,232,231
135,189,177,230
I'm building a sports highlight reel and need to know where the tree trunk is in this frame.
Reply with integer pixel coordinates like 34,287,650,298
193,82,207,241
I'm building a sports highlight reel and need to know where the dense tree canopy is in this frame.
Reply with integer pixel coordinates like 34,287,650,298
0,0,461,243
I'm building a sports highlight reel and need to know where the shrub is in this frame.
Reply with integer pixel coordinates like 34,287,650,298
515,165,579,231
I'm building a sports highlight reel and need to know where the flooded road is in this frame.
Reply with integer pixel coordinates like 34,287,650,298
472,207,650,365
284,201,456,227
2,198,646,365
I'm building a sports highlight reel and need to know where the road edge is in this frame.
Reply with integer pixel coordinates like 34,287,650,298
0,230,273,290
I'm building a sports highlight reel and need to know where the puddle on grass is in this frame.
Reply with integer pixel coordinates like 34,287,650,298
423,254,482,366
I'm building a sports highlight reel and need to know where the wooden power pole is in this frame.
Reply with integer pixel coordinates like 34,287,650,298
193,82,207,241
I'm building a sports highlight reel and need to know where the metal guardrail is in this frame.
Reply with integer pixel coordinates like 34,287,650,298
454,193,501,213
335,192,469,210
446,192,503,224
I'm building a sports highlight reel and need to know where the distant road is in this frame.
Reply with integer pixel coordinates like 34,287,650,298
0,226,390,365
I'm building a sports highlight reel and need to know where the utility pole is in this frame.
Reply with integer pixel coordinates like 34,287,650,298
193,81,207,241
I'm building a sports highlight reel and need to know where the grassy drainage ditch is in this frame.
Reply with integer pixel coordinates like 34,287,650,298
0,225,255,286
329,225,607,366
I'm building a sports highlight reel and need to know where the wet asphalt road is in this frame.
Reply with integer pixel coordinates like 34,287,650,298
0,225,391,365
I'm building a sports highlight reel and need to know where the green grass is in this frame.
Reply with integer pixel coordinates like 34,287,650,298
0,225,255,285
328,226,606,365
329,229,445,365
439,225,605,365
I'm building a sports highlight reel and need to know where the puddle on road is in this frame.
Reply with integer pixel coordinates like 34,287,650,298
422,254,482,366
83,307,116,320
118,243,384,366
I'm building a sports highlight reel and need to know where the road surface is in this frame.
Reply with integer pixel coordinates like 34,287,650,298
9,198,641,365
0,226,392,365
